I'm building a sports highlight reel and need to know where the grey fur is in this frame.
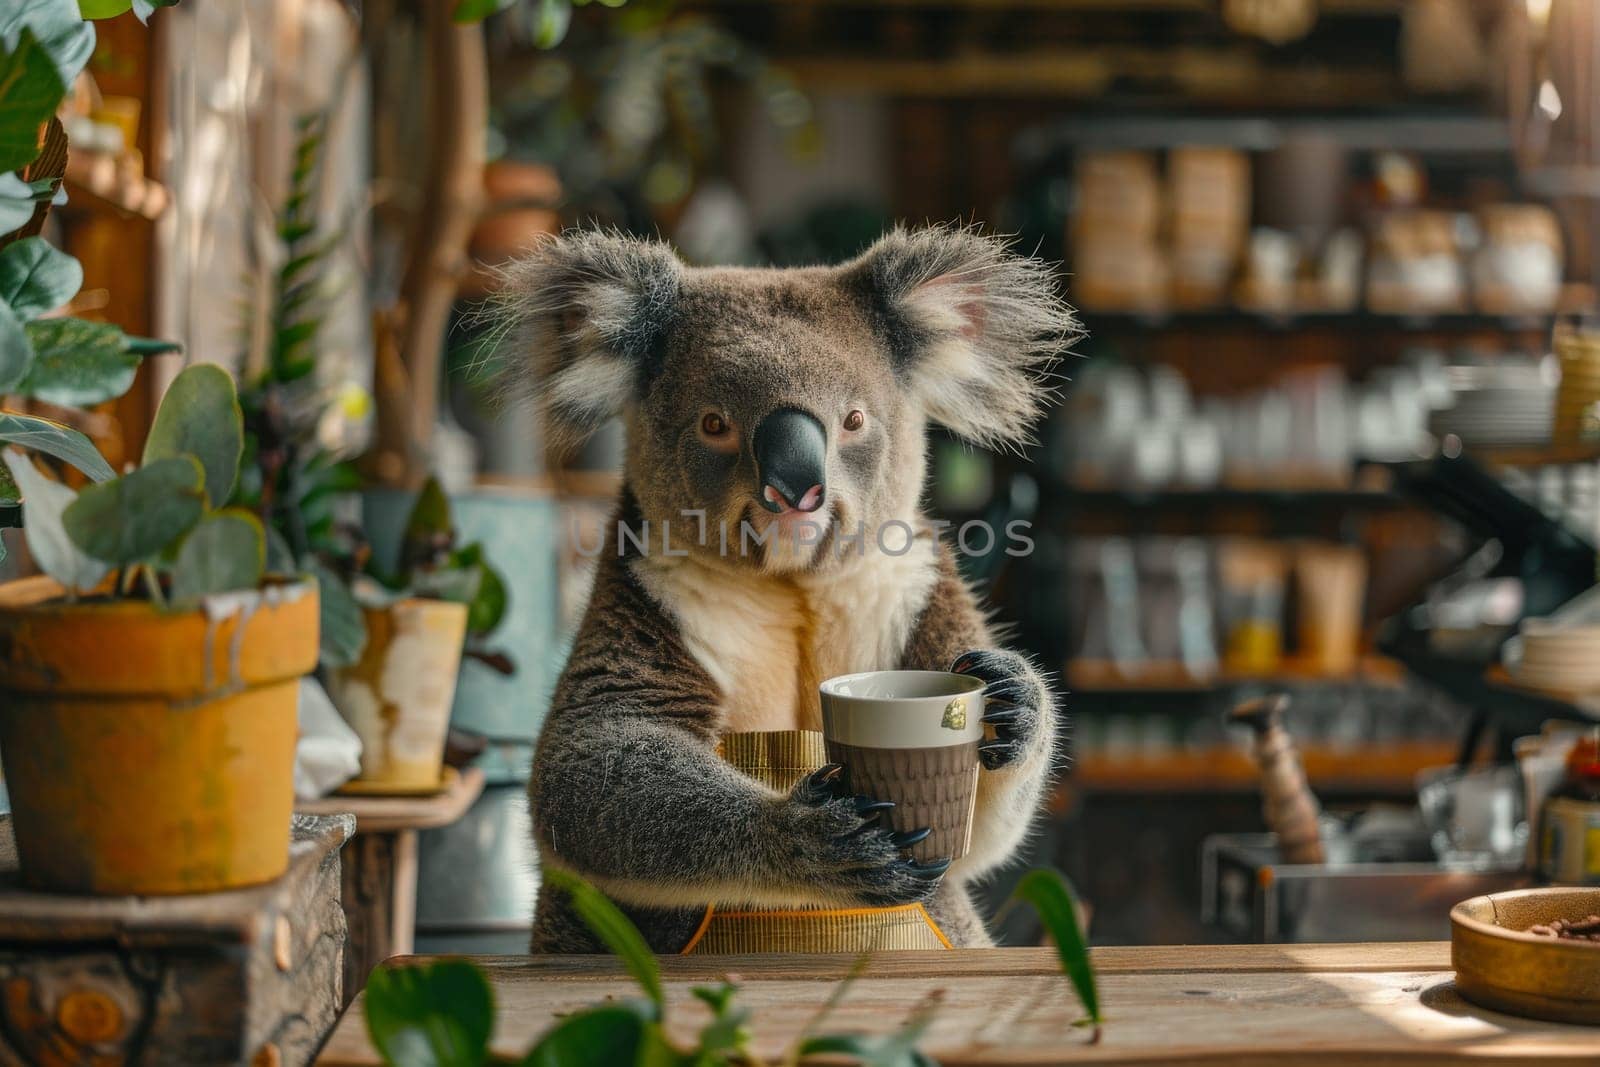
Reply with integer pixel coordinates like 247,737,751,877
510,225,1071,952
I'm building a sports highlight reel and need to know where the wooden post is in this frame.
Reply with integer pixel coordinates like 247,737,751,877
374,4,488,488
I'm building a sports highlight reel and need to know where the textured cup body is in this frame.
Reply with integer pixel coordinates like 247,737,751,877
825,738,981,862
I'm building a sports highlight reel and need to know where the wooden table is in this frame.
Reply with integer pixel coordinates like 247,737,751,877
297,767,485,1005
318,943,1600,1065
1,813,351,1067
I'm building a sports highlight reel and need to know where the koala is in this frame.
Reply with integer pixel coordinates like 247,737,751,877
502,224,1079,952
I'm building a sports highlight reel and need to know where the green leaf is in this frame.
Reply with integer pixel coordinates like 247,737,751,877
308,557,367,667
0,174,41,233
797,985,940,1067
690,982,750,1060
0,237,83,319
63,455,205,565
364,959,495,1067
0,300,33,393
1013,868,1102,1031
541,867,663,1012
121,334,181,356
18,317,142,406
143,363,244,508
0,456,16,505
798,1032,937,1067
452,0,516,23
1,2,98,88
0,28,67,174
519,1003,653,1067
130,0,180,23
0,410,113,481
264,523,295,573
76,0,132,18
533,0,573,48
401,475,453,572
169,509,265,607
441,542,507,635
2,450,109,591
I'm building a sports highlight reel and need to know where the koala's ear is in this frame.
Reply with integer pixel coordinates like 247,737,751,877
493,230,682,451
846,226,1079,450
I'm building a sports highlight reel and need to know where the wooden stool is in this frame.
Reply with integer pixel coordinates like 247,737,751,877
0,812,352,1067
298,767,485,1005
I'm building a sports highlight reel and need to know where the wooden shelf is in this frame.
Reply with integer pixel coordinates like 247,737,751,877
1470,442,1600,468
1073,740,1455,793
1053,483,1403,511
1078,308,1551,333
62,153,169,221
1065,655,1406,693
1484,664,1600,719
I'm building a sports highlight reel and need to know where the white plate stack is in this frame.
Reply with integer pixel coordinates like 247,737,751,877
1512,618,1600,694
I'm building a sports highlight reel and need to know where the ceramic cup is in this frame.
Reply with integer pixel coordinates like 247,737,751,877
819,670,985,863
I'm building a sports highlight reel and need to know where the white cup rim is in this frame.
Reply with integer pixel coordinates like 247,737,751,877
819,669,984,701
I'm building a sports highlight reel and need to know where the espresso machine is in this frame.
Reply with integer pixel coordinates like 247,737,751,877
1203,450,1599,943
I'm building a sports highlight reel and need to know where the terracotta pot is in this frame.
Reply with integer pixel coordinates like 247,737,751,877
0,575,317,895
326,599,468,791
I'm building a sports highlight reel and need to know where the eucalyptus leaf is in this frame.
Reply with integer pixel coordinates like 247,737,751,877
541,867,663,1012
0,173,42,233
0,410,113,481
0,300,32,393
143,363,244,508
519,1003,653,1067
1,1,98,88
18,317,141,406
130,0,180,23
169,509,265,608
0,28,68,174
1013,868,1102,1035
63,455,206,565
0,236,83,318
364,960,495,1067
308,557,367,667
2,450,109,592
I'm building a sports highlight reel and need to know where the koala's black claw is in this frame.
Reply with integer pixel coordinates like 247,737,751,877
853,796,896,817
982,677,1031,705
890,826,933,850
980,739,1019,770
795,763,847,805
907,857,951,878
983,706,1021,727
950,649,1010,681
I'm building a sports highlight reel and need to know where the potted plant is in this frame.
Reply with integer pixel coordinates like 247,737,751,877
0,363,318,895
231,112,514,794
326,476,510,792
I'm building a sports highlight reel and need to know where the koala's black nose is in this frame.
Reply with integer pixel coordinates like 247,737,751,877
753,408,827,513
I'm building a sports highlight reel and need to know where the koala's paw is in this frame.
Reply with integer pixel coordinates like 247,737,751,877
784,764,951,907
952,649,1049,771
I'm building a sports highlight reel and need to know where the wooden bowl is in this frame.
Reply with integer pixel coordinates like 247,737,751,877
1451,887,1600,1025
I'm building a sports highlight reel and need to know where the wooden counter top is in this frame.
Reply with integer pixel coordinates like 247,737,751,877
317,942,1600,1065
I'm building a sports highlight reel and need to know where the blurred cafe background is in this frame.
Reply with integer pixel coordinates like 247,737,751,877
7,0,1600,951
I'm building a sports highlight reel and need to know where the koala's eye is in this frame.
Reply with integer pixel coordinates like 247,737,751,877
843,409,866,432
701,412,729,437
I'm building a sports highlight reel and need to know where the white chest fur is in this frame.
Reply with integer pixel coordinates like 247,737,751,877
632,548,940,734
